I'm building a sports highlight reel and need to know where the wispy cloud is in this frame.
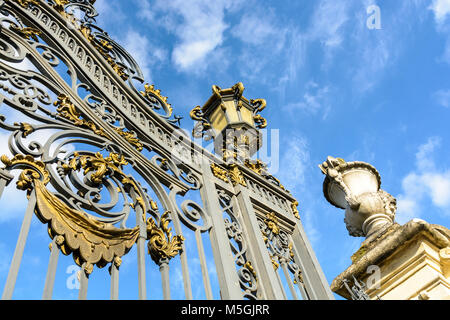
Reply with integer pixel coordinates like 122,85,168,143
396,137,450,223
144,0,241,73
429,0,450,25
308,0,350,49
284,81,331,118
433,89,450,108
122,30,166,83
429,0,450,63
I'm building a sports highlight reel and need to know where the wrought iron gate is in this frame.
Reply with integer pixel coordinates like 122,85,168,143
0,0,333,300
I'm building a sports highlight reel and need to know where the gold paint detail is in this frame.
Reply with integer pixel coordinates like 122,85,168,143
113,256,122,268
141,84,173,117
271,258,279,271
291,200,300,220
13,122,34,137
61,151,146,217
54,95,143,151
10,25,41,42
294,273,304,284
228,164,246,187
113,128,143,152
33,175,183,271
0,154,49,192
62,151,128,185
264,212,280,235
79,25,128,80
54,94,107,137
6,0,40,8
244,261,258,284
243,159,266,175
210,163,229,183
150,200,158,211
33,178,147,270
147,211,184,264
252,114,267,129
250,99,267,129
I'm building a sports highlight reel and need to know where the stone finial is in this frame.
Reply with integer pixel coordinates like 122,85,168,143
319,156,396,238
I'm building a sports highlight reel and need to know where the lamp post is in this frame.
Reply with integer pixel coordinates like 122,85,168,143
190,82,267,163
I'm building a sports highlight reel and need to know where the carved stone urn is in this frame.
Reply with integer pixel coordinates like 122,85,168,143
319,156,396,238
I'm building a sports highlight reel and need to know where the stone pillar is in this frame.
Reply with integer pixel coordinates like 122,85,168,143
333,219,450,300
319,156,450,300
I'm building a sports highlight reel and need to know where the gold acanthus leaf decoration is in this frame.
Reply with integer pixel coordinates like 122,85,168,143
147,211,184,264
264,212,280,235
10,25,41,42
62,152,146,215
1,154,50,193
228,164,247,187
210,163,229,183
62,151,128,185
244,159,266,175
33,179,147,272
114,129,143,152
78,25,128,80
141,84,173,117
13,122,34,137
291,200,300,220
54,95,143,151
54,94,107,137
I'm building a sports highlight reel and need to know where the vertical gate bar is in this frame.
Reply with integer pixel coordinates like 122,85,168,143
132,191,147,300
274,266,288,300
199,161,243,300
297,278,310,300
0,169,13,199
195,229,213,300
229,195,268,299
233,185,285,299
136,234,147,299
78,263,89,300
281,262,299,300
1,190,36,300
290,222,335,299
168,187,193,300
109,262,119,300
42,237,60,300
159,260,171,300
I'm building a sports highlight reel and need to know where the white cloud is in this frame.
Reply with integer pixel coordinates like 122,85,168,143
122,30,166,83
148,0,241,72
308,0,349,48
279,135,310,188
428,0,450,63
231,10,279,46
429,0,450,25
284,81,331,117
396,137,450,223
433,89,450,108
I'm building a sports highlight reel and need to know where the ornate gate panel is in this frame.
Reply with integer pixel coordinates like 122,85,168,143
0,0,333,300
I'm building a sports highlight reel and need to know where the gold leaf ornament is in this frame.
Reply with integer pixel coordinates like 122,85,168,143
147,211,184,264
33,179,147,270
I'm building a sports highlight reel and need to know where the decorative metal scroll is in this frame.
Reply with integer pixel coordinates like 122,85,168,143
0,0,190,277
218,190,260,300
258,212,309,299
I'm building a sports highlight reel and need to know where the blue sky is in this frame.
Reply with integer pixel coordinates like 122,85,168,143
1,0,450,300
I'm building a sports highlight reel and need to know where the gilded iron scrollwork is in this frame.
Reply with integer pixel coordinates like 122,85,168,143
258,212,305,290
147,210,184,264
218,190,260,299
